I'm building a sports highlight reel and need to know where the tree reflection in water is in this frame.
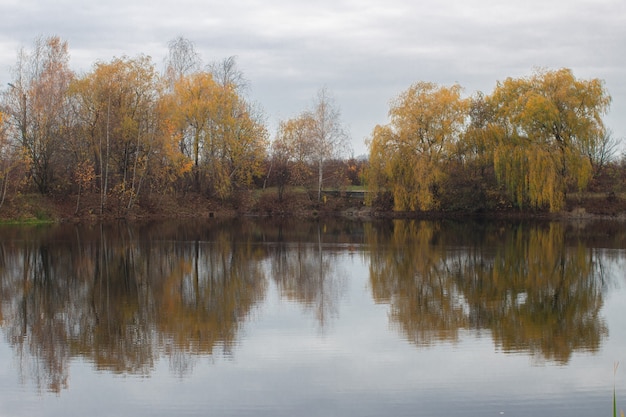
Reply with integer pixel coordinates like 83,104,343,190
0,218,617,392
367,220,609,363
0,221,269,391
267,220,347,330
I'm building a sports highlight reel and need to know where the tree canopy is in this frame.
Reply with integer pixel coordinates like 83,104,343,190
0,36,619,217
367,69,612,212
368,82,467,211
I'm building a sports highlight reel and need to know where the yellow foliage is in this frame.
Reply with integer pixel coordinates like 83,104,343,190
490,68,609,211
494,143,562,210
365,220,606,358
168,71,268,197
367,82,467,211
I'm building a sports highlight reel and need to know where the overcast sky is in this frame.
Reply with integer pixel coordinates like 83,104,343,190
1,0,625,156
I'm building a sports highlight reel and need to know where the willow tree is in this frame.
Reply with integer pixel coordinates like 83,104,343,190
367,82,467,211
489,68,611,211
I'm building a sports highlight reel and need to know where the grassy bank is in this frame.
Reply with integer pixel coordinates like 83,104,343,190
1,188,626,224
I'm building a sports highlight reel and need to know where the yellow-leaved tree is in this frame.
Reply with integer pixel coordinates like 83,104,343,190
489,68,611,211
71,56,163,213
168,71,268,199
367,82,468,211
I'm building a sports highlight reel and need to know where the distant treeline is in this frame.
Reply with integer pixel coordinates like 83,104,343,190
0,36,623,217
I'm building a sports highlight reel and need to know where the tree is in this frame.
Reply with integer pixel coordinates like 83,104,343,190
367,82,467,211
579,128,620,177
4,36,74,194
70,55,164,214
167,71,215,190
168,70,268,198
272,89,350,203
461,91,501,179
309,88,351,202
277,88,350,201
222,98,268,195
270,114,316,200
0,111,28,208
208,55,248,92
489,68,611,211
163,36,201,90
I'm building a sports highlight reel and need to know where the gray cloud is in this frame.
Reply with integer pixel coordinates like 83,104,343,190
1,0,625,155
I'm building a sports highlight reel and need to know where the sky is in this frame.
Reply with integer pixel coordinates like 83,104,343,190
1,0,625,157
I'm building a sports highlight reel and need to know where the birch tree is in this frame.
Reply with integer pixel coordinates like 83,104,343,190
163,36,201,90
309,87,350,202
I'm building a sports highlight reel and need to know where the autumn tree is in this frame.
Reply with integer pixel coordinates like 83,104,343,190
0,112,7,207
270,114,316,200
367,82,468,211
489,68,611,211
220,97,268,198
460,92,501,180
168,70,268,199
274,88,350,202
439,91,505,210
208,56,267,199
0,111,26,208
0,112,5,206
4,36,74,194
70,55,166,214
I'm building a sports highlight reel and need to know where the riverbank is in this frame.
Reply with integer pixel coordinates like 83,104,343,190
1,189,626,224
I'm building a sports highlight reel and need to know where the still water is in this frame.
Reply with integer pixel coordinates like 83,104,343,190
0,218,624,416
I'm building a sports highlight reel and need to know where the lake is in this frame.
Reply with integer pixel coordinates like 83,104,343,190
0,218,624,416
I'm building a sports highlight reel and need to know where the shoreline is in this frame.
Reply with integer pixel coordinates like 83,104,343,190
1,191,626,225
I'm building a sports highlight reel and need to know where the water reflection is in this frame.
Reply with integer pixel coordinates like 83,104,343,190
0,218,619,393
267,221,348,328
367,220,609,364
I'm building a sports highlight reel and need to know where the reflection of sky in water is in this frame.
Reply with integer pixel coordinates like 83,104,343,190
0,249,625,417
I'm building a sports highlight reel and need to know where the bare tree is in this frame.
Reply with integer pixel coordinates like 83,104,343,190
208,55,248,93
309,87,351,201
582,128,621,176
163,36,201,89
